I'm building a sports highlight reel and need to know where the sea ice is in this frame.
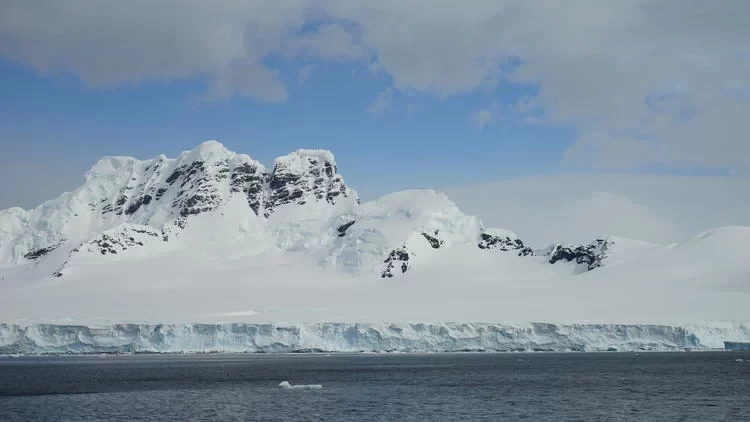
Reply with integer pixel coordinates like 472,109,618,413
279,381,323,390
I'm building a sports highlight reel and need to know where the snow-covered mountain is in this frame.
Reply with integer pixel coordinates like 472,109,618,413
0,141,619,280
1,141,353,268
1,141,749,330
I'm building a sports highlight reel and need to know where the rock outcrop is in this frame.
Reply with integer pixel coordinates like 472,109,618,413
548,239,612,271
477,230,534,256
265,150,355,216
382,246,410,278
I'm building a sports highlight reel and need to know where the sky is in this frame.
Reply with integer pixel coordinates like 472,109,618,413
1,0,749,211
445,174,750,245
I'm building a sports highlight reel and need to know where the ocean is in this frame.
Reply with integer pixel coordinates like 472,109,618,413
1,352,748,421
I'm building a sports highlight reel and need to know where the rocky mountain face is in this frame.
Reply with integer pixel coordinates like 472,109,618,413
86,142,355,227
477,229,535,256
264,151,353,216
548,239,612,271
0,142,355,267
0,141,617,279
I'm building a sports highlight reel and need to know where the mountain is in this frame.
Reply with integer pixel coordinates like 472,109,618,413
1,141,354,267
1,141,749,327
0,141,620,279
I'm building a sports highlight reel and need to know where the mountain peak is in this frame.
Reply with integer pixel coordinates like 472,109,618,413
280,149,336,163
179,140,233,163
265,148,354,216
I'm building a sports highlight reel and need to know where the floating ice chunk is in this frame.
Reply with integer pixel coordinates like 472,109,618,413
279,381,323,390
736,358,745,363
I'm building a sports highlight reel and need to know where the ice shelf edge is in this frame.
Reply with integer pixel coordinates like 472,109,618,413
2,322,750,354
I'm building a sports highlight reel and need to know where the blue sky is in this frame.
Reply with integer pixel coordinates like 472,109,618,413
1,1,748,209
1,56,572,206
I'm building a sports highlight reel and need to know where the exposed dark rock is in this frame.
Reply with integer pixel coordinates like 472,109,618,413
132,228,158,237
24,244,61,260
548,239,611,271
326,184,348,204
422,230,444,249
517,247,535,257
265,154,353,216
166,169,182,185
269,171,300,191
230,163,267,215
382,246,410,278
155,188,168,200
124,194,152,215
337,221,356,237
179,193,219,217
80,227,163,256
216,166,230,180
179,161,206,188
165,160,228,219
478,232,535,257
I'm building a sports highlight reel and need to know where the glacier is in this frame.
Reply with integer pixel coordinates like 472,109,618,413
2,322,749,355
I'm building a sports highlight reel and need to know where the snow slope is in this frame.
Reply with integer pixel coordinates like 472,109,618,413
1,141,749,336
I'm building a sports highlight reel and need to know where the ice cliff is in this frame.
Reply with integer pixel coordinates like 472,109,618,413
2,322,748,354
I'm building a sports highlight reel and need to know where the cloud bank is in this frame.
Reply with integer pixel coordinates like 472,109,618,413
1,0,748,170
444,174,750,246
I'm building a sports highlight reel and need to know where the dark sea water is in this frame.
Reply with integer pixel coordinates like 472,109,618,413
1,352,749,421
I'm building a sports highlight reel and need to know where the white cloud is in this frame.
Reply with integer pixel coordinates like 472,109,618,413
471,100,498,130
367,87,393,113
323,0,750,170
288,23,365,61
205,59,288,102
0,0,310,100
1,0,749,171
298,64,316,84
444,174,750,246
472,109,494,130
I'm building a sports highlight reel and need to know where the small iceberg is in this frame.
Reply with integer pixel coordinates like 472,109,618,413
279,381,323,390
